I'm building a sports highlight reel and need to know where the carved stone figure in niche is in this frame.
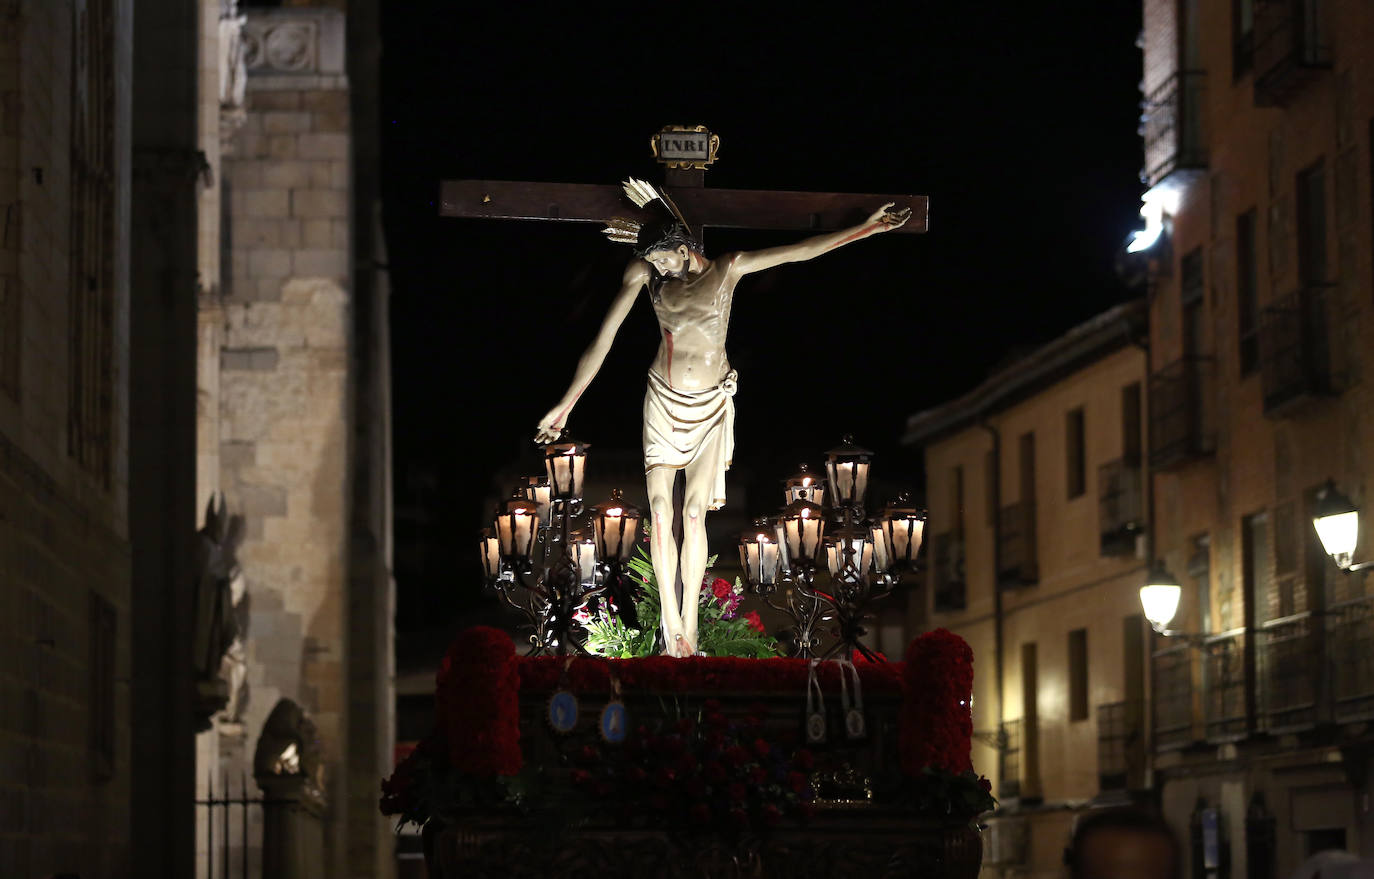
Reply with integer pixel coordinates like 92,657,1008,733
192,495,245,688
536,180,909,656
254,698,325,798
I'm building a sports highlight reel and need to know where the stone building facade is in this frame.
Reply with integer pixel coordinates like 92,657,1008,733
1137,0,1374,871
903,300,1151,879
193,2,395,878
0,0,202,876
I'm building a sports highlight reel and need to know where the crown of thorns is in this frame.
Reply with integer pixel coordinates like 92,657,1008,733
602,178,702,257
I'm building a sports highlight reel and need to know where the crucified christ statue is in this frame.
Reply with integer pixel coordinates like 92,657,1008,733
535,192,910,656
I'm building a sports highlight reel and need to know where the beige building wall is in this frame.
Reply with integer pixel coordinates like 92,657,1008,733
1139,0,1374,873
909,310,1149,879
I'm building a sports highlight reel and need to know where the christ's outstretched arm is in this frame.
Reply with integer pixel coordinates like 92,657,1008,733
728,203,911,277
535,261,649,444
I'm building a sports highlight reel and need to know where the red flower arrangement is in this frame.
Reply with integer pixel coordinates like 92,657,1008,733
899,629,974,775
743,611,765,634
436,626,522,776
570,706,815,831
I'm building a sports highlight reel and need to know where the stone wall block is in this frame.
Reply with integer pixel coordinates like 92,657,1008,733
290,189,346,220
302,219,331,248
249,91,302,112
292,249,346,279
247,248,291,280
267,135,297,160
260,161,314,190
296,133,347,161
241,189,290,219
237,483,288,519
221,347,280,372
262,111,311,135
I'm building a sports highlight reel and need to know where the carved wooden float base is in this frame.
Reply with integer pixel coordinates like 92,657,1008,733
422,809,982,879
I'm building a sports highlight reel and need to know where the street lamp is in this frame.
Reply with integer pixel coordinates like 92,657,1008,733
590,488,642,563
1312,480,1369,572
784,463,827,506
544,434,591,499
738,520,782,591
1139,563,1183,633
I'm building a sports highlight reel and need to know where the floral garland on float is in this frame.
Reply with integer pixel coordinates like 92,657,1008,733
381,625,995,835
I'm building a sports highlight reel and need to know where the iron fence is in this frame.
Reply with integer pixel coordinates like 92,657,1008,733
1254,0,1331,106
1141,70,1207,186
1204,629,1249,741
1148,357,1213,471
931,531,966,613
997,719,1022,801
1152,644,1194,750
997,501,1037,588
1256,611,1317,731
195,773,267,879
1259,284,1335,414
1327,594,1374,722
1099,458,1144,556
1097,700,1142,791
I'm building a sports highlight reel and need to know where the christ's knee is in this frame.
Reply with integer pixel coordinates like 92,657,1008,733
683,495,708,530
649,494,673,530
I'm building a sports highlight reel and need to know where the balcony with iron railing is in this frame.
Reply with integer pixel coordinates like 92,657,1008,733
1152,594,1374,749
1097,699,1144,792
1259,283,1336,416
1327,594,1374,723
1203,629,1250,742
1148,357,1214,471
997,501,1038,588
1141,70,1207,187
1254,0,1331,107
1257,611,1318,732
998,718,1022,800
1099,458,1145,556
1152,644,1195,751
931,531,966,613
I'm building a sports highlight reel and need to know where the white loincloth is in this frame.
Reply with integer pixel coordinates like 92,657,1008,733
643,368,737,511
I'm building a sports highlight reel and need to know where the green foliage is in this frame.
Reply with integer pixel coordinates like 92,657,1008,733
581,542,782,659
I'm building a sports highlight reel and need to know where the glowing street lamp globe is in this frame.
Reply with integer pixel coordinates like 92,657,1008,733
1312,480,1360,571
520,474,554,522
1139,564,1183,631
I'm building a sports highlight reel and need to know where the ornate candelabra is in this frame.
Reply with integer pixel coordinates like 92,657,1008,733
478,435,643,655
738,437,926,660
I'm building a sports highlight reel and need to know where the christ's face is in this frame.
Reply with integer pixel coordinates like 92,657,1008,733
645,246,690,278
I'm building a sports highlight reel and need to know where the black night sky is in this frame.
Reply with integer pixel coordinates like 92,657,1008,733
380,5,1145,636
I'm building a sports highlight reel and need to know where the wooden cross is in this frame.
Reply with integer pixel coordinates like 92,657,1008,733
439,129,929,241
442,129,929,623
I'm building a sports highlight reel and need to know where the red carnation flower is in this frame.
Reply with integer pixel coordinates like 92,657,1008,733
704,761,727,783
747,764,767,785
676,717,695,734
793,749,814,770
689,803,712,825
761,803,781,826
711,578,733,600
570,769,591,785
788,771,809,794
724,745,749,767
743,611,765,634
753,738,771,759
728,782,747,802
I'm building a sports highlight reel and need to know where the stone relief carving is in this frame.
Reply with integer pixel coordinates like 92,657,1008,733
193,495,246,694
242,20,318,74
219,0,248,109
